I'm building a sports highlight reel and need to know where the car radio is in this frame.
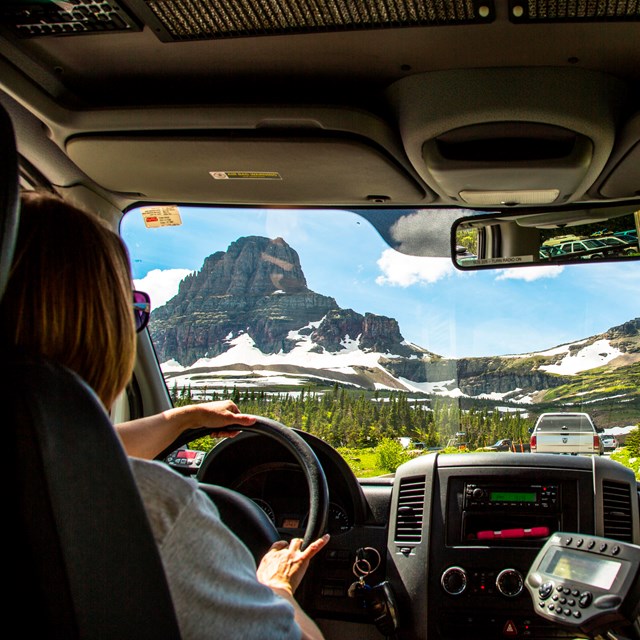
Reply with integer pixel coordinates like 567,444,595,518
465,483,559,511
526,532,640,639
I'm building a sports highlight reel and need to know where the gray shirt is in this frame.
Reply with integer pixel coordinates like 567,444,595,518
130,457,301,640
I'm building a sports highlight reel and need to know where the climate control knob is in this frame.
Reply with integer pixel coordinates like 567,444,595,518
441,566,467,595
496,568,524,597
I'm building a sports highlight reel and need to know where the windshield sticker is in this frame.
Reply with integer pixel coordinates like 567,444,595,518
474,256,534,265
210,171,282,180
141,205,182,228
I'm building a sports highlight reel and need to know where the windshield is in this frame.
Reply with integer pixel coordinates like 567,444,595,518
121,206,639,476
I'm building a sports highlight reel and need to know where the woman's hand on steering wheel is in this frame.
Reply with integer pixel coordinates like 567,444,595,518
257,534,331,595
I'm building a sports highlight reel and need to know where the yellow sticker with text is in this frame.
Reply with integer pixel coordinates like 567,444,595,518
210,171,282,180
141,205,182,228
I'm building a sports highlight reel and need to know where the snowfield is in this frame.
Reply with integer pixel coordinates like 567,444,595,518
161,320,630,404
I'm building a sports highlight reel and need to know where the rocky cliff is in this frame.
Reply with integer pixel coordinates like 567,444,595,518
150,236,422,365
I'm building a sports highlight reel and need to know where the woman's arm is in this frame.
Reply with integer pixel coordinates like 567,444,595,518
116,400,256,459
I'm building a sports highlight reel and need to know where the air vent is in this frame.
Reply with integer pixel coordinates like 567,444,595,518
602,480,633,542
394,476,426,544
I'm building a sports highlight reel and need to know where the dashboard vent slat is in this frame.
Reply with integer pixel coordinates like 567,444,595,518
602,480,633,542
395,476,426,544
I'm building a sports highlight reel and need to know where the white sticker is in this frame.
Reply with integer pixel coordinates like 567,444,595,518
474,256,534,265
209,171,282,180
141,205,182,228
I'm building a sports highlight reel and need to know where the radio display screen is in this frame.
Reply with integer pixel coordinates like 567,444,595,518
489,491,537,502
541,547,621,590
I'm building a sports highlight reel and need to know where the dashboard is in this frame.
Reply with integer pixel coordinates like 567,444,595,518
195,432,640,640
223,462,352,536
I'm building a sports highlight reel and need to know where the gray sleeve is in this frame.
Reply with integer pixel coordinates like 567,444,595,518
131,458,301,640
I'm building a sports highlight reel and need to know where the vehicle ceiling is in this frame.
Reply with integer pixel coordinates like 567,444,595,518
0,0,639,220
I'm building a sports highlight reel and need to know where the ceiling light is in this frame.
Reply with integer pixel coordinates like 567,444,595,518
459,190,560,206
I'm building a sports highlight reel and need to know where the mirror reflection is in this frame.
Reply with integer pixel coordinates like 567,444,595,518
454,206,640,269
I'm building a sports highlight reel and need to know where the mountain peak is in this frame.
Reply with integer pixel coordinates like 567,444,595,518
201,235,309,296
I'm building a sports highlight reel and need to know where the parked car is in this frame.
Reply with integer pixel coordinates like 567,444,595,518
614,230,639,243
601,435,619,452
482,439,531,453
597,235,639,255
530,413,604,456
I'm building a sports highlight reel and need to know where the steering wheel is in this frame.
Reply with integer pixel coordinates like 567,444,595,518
158,416,329,562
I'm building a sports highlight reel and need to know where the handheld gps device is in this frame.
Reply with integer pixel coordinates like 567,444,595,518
526,532,640,639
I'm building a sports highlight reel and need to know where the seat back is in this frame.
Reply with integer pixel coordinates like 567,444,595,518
2,102,181,638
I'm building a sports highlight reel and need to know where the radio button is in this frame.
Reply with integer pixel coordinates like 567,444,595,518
441,567,467,595
496,569,524,597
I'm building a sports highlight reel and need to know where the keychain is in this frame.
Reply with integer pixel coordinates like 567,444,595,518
347,547,400,637
347,548,376,603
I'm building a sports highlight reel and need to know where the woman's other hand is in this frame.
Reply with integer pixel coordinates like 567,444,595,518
257,534,330,596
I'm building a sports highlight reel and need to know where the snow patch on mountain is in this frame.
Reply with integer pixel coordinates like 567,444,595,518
397,377,463,397
164,330,389,375
539,339,623,375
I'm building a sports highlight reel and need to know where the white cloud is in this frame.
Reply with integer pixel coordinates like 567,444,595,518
376,250,455,287
495,265,564,282
134,268,193,308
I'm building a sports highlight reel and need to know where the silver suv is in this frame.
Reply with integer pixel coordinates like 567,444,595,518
530,412,603,456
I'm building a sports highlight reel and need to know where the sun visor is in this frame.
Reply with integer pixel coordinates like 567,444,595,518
66,133,428,205
594,111,640,199
387,68,627,207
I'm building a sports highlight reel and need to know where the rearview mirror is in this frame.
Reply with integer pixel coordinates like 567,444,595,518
452,204,640,269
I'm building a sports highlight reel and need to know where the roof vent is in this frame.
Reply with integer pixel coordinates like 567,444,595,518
508,0,640,23
128,0,495,42
394,476,425,544
602,480,633,542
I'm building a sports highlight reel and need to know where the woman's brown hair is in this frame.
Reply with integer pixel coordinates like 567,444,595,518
0,191,137,408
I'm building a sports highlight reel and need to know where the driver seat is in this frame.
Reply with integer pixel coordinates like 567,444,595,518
2,103,182,638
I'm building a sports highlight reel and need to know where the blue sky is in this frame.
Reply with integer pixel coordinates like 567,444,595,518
121,206,639,359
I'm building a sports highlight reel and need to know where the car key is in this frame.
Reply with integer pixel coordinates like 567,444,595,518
368,580,400,636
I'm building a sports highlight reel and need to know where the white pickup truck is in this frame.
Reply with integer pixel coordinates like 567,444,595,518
529,412,604,455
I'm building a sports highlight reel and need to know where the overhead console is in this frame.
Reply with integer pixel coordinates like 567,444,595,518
387,453,639,640
386,68,628,207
